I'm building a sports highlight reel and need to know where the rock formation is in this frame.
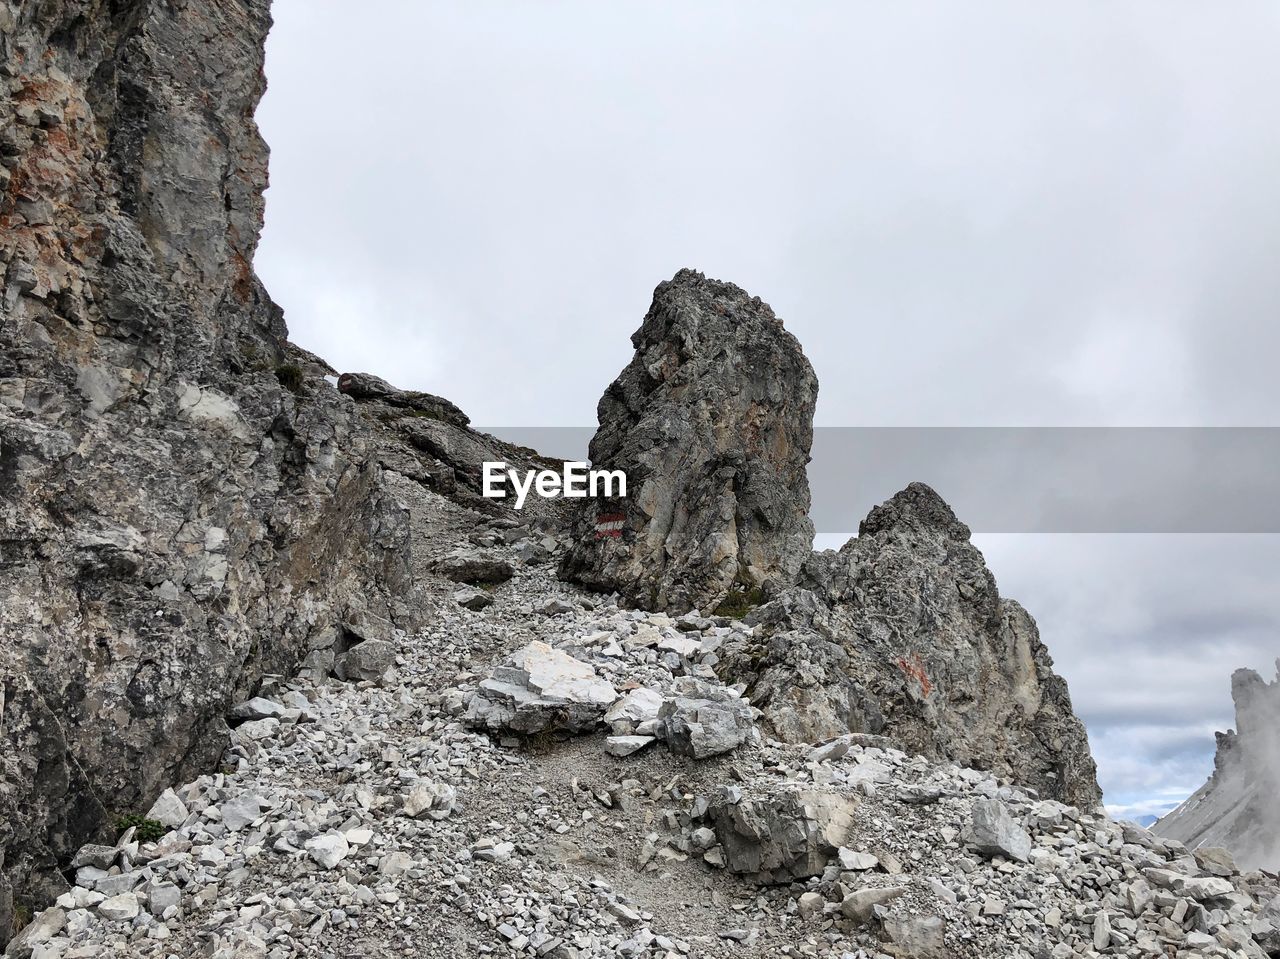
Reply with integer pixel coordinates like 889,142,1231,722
716,483,1103,809
1156,663,1280,872
0,0,456,938
0,0,1130,954
559,269,818,614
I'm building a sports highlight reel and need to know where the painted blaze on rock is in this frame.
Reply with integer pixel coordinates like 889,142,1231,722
560,269,818,613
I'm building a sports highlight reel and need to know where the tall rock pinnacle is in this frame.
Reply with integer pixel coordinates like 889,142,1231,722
560,269,819,613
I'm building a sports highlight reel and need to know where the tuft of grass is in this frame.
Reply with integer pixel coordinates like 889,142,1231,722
713,584,766,619
274,363,304,394
11,903,32,930
115,814,166,844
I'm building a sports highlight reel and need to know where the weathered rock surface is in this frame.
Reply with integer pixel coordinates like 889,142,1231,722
716,483,1102,808
969,798,1032,863
337,372,470,428
560,269,818,613
1156,662,1280,871
658,677,757,759
704,786,859,883
464,641,619,735
0,0,423,938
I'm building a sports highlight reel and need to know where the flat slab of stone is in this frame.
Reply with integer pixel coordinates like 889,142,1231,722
464,641,618,735
606,735,656,757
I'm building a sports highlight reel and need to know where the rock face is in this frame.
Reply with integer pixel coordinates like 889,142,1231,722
559,269,818,614
0,0,413,937
1155,663,1280,871
716,483,1102,809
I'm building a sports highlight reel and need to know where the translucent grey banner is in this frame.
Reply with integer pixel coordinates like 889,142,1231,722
479,427,1280,534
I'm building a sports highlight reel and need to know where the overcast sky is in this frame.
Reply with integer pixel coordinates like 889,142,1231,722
256,1,1280,818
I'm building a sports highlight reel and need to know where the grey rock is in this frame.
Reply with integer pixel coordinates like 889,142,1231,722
658,677,756,759
840,886,908,924
147,788,190,832
432,550,516,585
797,891,824,920
603,688,663,734
305,833,350,870
716,483,1102,808
605,735,656,757
881,914,946,958
706,787,859,883
96,893,139,922
69,846,116,871
403,780,457,820
219,793,264,832
2,907,64,959
336,372,470,427
453,586,494,611
837,848,879,871
970,798,1032,863
560,269,818,613
333,640,396,684
464,642,619,735
1193,846,1237,877
230,698,287,721
147,884,180,917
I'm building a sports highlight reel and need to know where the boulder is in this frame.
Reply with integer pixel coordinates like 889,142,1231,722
606,736,656,757
658,677,757,759
230,698,287,721
97,893,139,922
604,688,664,734
433,550,515,585
333,640,396,684
705,786,859,883
305,833,350,870
840,886,908,923
560,269,818,613
453,587,494,611
145,789,189,830
219,793,265,832
464,642,618,735
970,799,1032,863
403,780,457,820
2,908,65,958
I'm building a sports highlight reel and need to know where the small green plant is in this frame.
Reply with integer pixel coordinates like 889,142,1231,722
274,363,304,394
11,903,32,930
115,814,166,843
713,584,766,619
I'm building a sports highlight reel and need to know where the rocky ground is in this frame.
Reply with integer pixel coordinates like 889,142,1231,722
8,478,1280,959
